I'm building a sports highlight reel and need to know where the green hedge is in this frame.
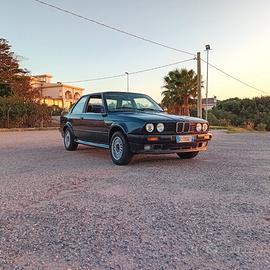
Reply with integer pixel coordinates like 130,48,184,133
209,97,270,131
0,96,52,128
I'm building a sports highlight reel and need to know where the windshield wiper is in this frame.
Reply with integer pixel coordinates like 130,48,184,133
137,108,163,112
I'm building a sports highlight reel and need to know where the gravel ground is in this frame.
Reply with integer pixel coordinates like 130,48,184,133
0,130,269,270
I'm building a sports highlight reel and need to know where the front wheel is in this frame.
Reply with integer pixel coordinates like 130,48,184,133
177,151,199,159
110,131,133,165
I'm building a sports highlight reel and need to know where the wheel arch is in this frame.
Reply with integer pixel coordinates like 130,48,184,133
63,122,75,135
109,124,127,141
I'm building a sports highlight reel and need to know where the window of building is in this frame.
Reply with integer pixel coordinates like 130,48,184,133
74,92,81,101
65,91,73,100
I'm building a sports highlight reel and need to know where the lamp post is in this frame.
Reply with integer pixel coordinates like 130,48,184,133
125,72,129,92
205,44,211,120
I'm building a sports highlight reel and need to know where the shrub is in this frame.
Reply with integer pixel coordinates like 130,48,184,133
211,96,270,131
0,96,51,128
207,112,219,126
255,123,267,131
49,105,65,116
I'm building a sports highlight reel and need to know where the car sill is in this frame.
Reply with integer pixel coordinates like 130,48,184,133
75,139,109,149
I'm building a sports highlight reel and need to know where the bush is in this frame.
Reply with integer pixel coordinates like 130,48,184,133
210,96,270,131
255,123,267,131
0,96,52,128
207,112,219,126
49,105,65,116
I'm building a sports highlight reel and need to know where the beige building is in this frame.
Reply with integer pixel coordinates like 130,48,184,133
31,74,84,109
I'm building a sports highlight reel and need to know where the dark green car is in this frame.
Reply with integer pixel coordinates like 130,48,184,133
60,91,212,165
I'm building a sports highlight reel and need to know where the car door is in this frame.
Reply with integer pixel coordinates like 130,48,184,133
80,95,109,144
68,95,88,139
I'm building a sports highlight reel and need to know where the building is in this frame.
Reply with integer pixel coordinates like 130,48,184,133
202,96,217,110
31,74,84,109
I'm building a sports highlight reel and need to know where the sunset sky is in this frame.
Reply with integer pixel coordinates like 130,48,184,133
1,0,270,101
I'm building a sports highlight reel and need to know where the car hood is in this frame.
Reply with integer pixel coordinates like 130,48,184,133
115,111,207,123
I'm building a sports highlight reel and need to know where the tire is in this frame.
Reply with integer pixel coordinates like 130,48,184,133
177,151,199,159
110,131,133,165
64,128,78,151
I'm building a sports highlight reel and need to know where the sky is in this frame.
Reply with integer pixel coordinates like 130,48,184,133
1,0,270,102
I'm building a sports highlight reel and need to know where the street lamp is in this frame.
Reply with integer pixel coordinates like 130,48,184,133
125,72,129,92
205,44,211,120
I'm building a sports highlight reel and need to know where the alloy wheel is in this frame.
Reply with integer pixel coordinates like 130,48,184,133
64,130,71,148
111,136,124,160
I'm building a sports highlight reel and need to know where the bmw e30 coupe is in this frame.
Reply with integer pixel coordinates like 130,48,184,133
60,91,212,165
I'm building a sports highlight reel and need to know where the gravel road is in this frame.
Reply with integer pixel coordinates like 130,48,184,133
0,130,269,270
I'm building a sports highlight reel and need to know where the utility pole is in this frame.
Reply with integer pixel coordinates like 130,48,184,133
205,44,211,120
125,72,129,92
196,52,202,118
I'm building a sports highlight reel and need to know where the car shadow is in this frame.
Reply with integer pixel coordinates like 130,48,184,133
74,145,201,166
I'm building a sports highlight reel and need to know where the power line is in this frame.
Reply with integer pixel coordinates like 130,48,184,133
129,58,194,75
201,59,269,95
63,74,126,84
32,0,195,57
32,0,269,95
63,58,194,83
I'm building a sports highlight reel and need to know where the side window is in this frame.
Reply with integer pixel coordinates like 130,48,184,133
71,96,87,114
106,98,117,111
86,96,103,113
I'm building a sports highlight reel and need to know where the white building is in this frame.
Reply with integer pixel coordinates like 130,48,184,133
31,74,84,109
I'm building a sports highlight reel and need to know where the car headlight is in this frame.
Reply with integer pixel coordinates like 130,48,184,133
145,123,154,132
202,123,208,132
196,123,202,132
156,123,164,133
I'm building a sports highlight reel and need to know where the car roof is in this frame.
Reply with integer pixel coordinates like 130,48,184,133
81,91,148,97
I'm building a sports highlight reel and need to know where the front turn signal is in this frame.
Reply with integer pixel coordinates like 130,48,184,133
147,136,159,142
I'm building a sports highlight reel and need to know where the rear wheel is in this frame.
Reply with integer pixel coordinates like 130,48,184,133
110,131,133,165
177,151,199,159
64,128,78,151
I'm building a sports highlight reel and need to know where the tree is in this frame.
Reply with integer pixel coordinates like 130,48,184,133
161,68,198,115
0,83,11,97
211,96,270,130
0,38,38,99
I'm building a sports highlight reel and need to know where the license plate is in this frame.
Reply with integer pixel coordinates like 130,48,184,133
176,135,194,143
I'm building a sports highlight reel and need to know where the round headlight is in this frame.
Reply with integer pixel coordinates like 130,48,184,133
202,123,208,132
156,123,164,133
145,123,154,132
196,123,202,132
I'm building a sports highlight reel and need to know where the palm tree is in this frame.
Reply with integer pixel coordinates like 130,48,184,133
162,68,198,115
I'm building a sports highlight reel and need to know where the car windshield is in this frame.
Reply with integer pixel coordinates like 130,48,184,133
104,93,163,112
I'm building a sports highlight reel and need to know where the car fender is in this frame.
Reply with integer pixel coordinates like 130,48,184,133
109,122,128,137
63,122,75,136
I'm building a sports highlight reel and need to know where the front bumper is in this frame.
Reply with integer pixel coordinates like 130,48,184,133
128,133,212,154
